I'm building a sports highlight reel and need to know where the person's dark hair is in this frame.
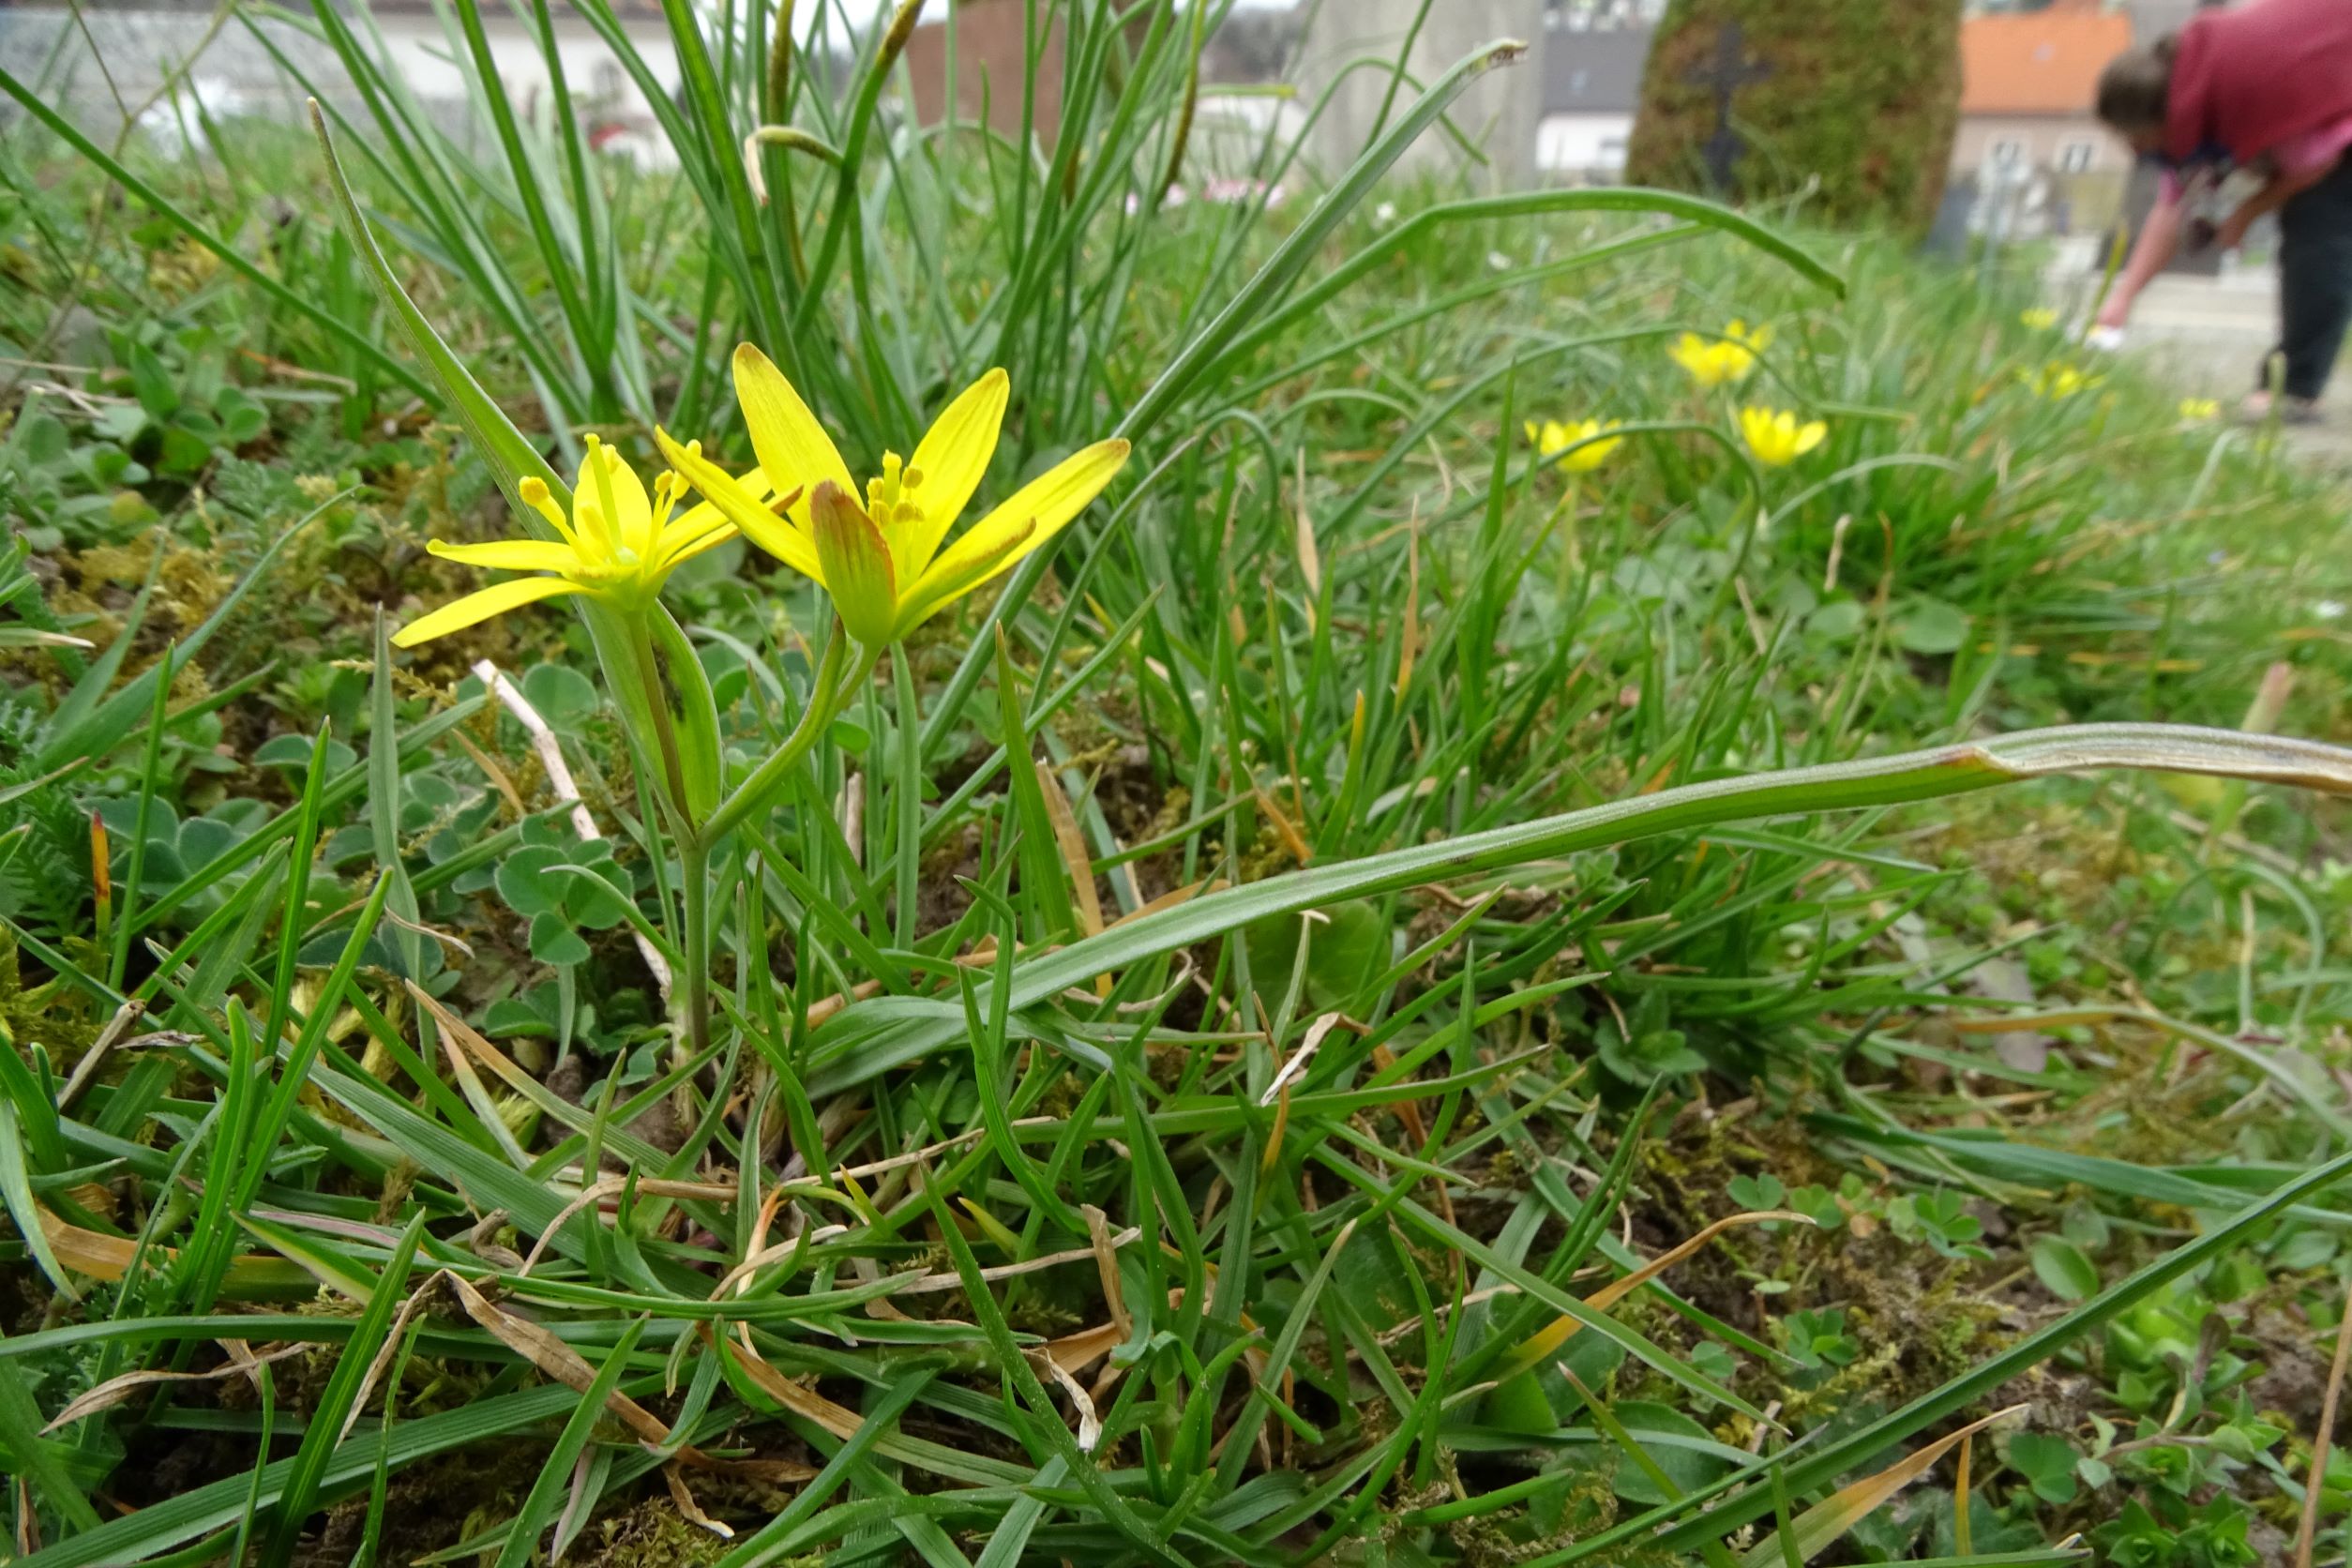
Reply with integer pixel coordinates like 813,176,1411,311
2096,35,2179,135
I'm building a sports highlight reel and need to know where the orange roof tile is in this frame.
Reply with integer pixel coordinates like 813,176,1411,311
1961,7,2135,115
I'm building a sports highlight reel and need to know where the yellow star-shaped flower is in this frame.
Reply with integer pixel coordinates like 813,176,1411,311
1738,405,1828,468
659,346,1130,647
392,437,775,648
1669,319,1772,388
1524,417,1624,473
2019,360,2104,400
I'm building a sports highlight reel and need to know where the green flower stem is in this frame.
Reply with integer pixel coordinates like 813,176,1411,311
1549,476,1582,606
679,833,715,1059
627,615,694,837
671,625,870,1068
700,629,869,848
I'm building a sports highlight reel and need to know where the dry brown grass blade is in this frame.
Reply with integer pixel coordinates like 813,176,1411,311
1109,878,1229,927
37,1209,311,1296
1498,1209,1812,1380
663,1464,733,1540
339,1267,451,1444
702,1323,865,1440
1251,785,1313,867
1031,748,1108,997
1263,1012,1348,1107
40,1342,307,1433
419,989,553,1102
1032,1350,1104,1452
1044,1317,1126,1375
1048,1286,1194,1374
2294,1274,2352,1568
448,1273,673,1446
1738,1405,2024,1566
1082,1202,1132,1342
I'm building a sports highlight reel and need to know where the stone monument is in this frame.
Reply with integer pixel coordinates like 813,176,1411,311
1294,0,1545,185
1624,0,1965,237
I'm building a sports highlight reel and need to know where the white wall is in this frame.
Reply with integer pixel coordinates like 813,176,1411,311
1537,111,1632,174
365,12,679,167
1189,91,1310,173
1295,0,1545,184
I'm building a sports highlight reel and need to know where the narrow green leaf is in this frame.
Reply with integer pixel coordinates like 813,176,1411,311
257,1212,429,1568
815,725,2352,1090
490,1318,648,1568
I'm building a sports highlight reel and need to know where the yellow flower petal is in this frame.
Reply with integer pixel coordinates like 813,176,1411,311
733,344,855,532
577,441,655,561
1560,423,1622,472
952,438,1131,589
656,467,772,567
659,520,742,570
1737,405,1826,466
894,519,1036,639
427,539,582,573
1669,332,1755,389
391,576,584,648
905,368,1009,574
809,481,898,646
656,429,822,580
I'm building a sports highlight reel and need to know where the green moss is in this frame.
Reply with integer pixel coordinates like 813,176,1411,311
1626,0,1964,239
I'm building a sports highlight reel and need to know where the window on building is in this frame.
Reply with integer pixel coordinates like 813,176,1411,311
1989,139,2026,167
2058,140,2096,173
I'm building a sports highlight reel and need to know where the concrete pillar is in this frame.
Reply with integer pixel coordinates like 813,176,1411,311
1292,0,1545,187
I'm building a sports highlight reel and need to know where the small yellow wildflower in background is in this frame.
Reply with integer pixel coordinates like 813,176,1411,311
393,437,774,647
662,346,1130,647
2019,360,2104,400
1668,319,1771,388
1524,417,1623,472
2019,308,2059,331
1738,406,1828,467
2179,398,2222,422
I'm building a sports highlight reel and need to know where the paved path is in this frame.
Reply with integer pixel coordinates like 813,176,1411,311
2053,266,2352,471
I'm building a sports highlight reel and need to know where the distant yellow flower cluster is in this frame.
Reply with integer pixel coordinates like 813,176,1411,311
1738,407,1828,467
1524,417,1623,473
1521,324,1830,487
2179,398,2222,422
2020,360,2104,401
1669,319,1772,389
2019,308,2059,331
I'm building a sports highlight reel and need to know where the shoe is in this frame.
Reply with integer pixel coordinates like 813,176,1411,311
2239,391,2323,425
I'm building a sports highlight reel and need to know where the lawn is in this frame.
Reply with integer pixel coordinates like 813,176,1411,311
3,6,2352,1565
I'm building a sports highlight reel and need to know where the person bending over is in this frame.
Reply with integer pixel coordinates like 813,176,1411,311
2094,0,2352,423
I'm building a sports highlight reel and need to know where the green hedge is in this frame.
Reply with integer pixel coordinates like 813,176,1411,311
1624,0,1964,238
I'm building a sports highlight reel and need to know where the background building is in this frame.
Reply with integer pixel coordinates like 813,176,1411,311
1951,1,2132,185
1535,25,1650,179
